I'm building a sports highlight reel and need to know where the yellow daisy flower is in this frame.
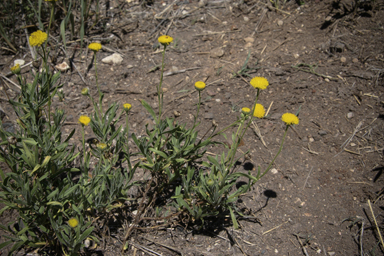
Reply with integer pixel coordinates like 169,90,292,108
123,103,132,111
253,104,265,118
81,88,89,96
97,143,107,150
194,81,206,91
68,218,78,228
241,107,250,115
88,42,102,52
158,35,173,46
250,77,269,90
281,113,299,125
79,115,91,126
11,64,21,75
29,30,48,47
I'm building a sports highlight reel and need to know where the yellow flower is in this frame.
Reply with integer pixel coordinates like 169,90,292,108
158,35,173,46
250,77,269,90
68,218,78,228
88,42,102,52
281,113,299,125
194,81,206,91
241,107,250,115
81,88,89,96
123,103,132,111
97,143,107,150
11,64,21,75
29,30,48,47
253,104,265,118
79,115,91,126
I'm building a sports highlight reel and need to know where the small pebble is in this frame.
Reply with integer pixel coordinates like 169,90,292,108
277,20,284,26
324,78,330,82
340,56,347,63
270,168,278,174
309,137,314,143
84,239,91,248
318,130,327,136
347,112,354,119
243,16,249,22
352,58,359,63
215,99,221,103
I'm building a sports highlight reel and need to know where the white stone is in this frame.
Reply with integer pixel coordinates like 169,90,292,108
243,16,249,22
271,168,278,174
102,53,123,65
55,62,70,72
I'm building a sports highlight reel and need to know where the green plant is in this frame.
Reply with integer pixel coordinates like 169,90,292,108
232,51,261,78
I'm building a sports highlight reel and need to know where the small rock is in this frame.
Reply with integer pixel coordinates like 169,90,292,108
340,56,347,63
347,112,354,119
352,58,359,63
55,62,70,72
350,142,356,147
328,252,335,256
14,59,25,66
271,168,278,174
215,99,221,103
244,37,254,43
309,137,314,143
293,53,300,59
102,53,123,65
198,0,207,7
84,239,91,248
127,64,134,69
204,113,214,119
324,78,330,82
325,16,332,21
277,20,284,26
173,110,181,117
244,42,253,49
243,16,249,22
318,130,327,136
210,47,225,58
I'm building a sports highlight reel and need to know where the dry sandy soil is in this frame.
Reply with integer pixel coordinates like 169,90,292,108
1,0,384,255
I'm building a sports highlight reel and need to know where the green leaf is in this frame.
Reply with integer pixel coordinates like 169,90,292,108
229,208,239,229
41,156,51,168
141,100,157,121
63,184,79,197
46,201,63,207
149,148,167,159
0,240,13,250
77,226,94,243
47,188,59,200
207,155,220,168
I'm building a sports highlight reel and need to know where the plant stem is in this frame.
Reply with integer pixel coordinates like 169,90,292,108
94,53,103,113
81,125,86,164
257,125,289,181
193,91,201,127
157,45,166,123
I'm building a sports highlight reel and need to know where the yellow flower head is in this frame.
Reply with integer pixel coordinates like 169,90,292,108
79,115,91,126
241,107,251,115
68,218,78,228
253,104,265,118
194,81,206,91
88,42,102,52
11,64,21,75
97,143,107,150
250,77,269,90
123,103,132,111
158,35,173,46
29,30,48,47
81,88,89,96
281,113,299,125
207,179,214,186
